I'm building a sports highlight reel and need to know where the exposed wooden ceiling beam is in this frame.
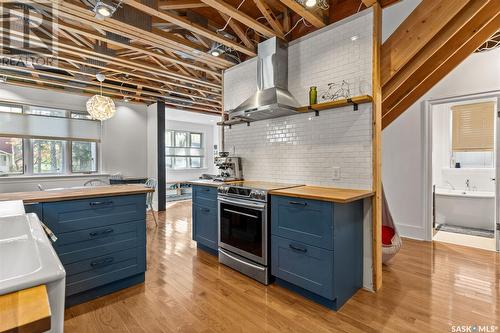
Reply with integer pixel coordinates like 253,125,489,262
382,1,500,128
3,26,220,92
361,0,378,7
219,13,255,50
43,1,232,69
253,0,285,38
158,0,209,10
122,0,257,56
278,0,326,28
54,18,222,79
381,0,470,86
383,0,492,109
199,0,277,38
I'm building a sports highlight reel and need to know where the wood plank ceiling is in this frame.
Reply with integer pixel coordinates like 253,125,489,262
0,0,397,115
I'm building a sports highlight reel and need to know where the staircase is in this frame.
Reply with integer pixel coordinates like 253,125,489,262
381,0,500,129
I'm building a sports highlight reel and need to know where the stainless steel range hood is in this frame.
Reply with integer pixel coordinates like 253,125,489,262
229,37,300,121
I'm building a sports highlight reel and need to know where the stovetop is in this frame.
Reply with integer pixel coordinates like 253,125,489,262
217,181,303,202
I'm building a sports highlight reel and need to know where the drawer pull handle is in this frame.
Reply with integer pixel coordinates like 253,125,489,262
289,244,308,253
289,201,307,206
90,257,114,268
201,208,210,213
89,228,114,238
89,201,114,206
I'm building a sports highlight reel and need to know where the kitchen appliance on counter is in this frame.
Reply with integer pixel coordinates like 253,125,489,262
217,181,302,284
214,152,243,181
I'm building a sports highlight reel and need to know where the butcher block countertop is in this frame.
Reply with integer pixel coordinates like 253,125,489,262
0,285,51,333
0,184,154,204
269,186,374,203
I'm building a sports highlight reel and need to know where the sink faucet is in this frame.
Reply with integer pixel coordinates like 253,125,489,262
445,181,455,190
465,179,471,191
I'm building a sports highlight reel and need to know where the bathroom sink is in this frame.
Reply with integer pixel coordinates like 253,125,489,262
0,213,65,294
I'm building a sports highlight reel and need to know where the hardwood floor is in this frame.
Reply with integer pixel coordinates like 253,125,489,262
64,200,500,333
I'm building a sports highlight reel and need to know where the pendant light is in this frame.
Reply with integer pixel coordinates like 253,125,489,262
86,73,116,121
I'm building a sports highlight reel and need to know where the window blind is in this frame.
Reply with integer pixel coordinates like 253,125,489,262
0,112,101,142
451,101,494,152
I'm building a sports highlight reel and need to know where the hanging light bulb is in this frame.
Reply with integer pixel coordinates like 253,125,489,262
305,0,317,7
86,73,116,121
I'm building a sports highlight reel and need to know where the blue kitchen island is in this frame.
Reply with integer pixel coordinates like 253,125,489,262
0,184,153,307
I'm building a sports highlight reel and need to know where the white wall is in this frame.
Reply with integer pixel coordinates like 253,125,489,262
382,46,500,239
0,84,148,193
166,119,218,183
381,0,421,42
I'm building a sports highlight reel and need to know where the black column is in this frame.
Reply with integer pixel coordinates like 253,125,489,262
157,101,166,211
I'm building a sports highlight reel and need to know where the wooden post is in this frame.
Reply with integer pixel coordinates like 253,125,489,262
372,2,383,291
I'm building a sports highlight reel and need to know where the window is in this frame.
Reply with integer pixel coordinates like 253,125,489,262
0,103,22,114
71,112,93,120
71,141,97,173
0,137,23,175
25,107,68,117
451,101,495,168
32,139,65,174
166,130,204,169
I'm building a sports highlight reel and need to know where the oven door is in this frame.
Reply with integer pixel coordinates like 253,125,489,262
218,196,267,265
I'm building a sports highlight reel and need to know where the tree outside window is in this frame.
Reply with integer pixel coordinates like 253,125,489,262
72,141,97,173
32,139,64,174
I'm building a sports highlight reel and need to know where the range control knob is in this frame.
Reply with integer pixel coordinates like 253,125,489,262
250,190,266,201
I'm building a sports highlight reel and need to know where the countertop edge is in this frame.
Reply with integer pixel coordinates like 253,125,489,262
0,185,154,204
0,285,51,333
269,186,375,203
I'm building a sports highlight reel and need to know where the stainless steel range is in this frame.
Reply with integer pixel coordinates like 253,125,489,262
217,181,301,284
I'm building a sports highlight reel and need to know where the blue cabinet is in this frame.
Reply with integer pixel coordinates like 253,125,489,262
24,193,147,307
271,195,363,310
191,185,218,254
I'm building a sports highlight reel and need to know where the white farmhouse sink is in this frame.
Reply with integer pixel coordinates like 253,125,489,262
0,213,66,333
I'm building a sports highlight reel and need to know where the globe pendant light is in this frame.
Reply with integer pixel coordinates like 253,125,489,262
86,73,116,121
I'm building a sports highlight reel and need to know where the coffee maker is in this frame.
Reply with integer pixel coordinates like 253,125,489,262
214,152,243,181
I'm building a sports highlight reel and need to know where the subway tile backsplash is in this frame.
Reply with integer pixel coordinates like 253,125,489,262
223,11,373,190
224,103,373,190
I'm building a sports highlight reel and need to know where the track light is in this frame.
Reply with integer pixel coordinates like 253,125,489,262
0,76,7,83
305,0,317,7
93,1,117,20
209,43,224,57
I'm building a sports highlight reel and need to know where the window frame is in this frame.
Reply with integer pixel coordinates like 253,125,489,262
0,136,25,176
70,140,99,174
166,130,205,170
31,138,67,175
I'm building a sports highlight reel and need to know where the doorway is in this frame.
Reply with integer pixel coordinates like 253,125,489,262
424,92,500,251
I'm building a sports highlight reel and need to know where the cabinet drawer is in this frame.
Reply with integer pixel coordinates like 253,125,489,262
54,220,145,251
192,204,218,250
43,194,146,234
271,196,334,250
271,236,334,300
65,246,145,296
56,230,142,265
192,186,218,208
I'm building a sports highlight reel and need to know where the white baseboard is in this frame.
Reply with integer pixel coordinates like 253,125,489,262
395,223,426,240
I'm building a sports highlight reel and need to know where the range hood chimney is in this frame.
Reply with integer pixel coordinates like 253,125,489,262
229,37,300,121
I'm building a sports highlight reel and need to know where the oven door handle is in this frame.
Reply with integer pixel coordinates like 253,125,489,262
219,248,266,271
223,208,259,219
218,196,266,210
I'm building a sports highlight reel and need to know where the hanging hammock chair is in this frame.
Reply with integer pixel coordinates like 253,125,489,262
382,186,402,263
